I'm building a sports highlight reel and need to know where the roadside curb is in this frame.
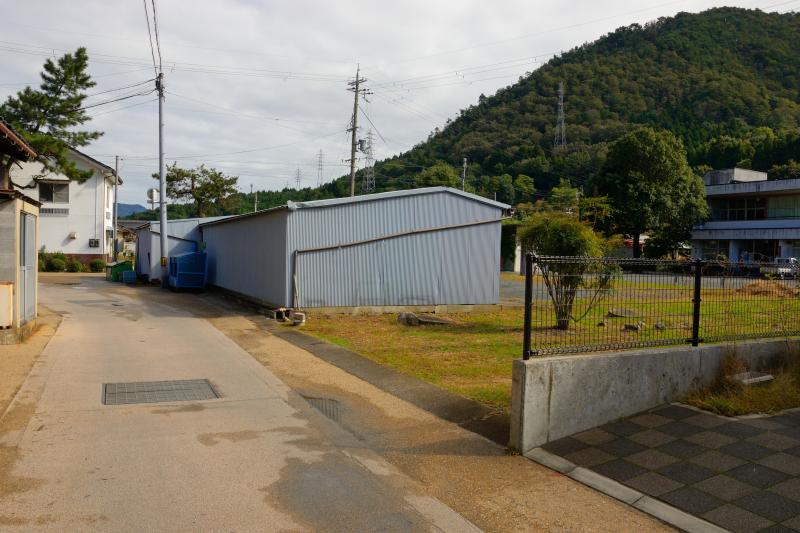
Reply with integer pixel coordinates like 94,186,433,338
524,448,729,533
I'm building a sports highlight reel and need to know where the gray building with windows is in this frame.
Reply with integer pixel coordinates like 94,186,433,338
200,187,511,309
691,168,800,261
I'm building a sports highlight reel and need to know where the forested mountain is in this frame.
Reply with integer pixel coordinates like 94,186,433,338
126,7,800,219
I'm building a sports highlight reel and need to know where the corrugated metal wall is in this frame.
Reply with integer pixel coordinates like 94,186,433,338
287,190,503,307
294,221,500,307
202,211,288,306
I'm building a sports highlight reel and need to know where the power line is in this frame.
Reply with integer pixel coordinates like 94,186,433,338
142,0,158,76
77,89,155,111
150,0,164,71
83,78,156,98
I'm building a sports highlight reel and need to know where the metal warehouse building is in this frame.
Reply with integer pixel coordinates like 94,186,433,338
199,187,511,309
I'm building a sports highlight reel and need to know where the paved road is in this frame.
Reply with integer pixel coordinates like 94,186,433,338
0,279,477,531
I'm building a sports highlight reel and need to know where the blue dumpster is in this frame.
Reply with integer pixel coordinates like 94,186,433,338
168,252,207,289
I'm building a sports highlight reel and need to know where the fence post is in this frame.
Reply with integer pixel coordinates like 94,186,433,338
690,258,703,347
523,253,534,360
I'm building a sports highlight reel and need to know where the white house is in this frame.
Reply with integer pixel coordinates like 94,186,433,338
9,147,121,263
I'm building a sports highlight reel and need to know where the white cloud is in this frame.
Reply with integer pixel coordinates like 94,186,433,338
0,0,772,203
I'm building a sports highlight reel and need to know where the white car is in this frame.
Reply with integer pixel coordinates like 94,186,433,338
763,257,798,279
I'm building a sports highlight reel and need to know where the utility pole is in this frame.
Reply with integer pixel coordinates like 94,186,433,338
250,184,255,212
461,157,467,191
347,65,370,197
157,72,168,287
113,155,119,261
295,168,302,189
316,149,324,187
554,81,566,150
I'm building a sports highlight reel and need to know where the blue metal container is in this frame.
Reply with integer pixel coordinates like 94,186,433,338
168,251,207,289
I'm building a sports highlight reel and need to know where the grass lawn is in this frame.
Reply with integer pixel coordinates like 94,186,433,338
299,279,799,413
298,310,522,411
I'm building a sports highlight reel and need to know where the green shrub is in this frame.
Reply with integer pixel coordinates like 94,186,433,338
47,257,66,272
66,259,83,272
50,251,67,262
38,258,46,272
89,259,106,272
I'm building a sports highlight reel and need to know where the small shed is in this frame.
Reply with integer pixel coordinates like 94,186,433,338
0,190,40,343
1,119,40,343
200,187,511,309
133,216,228,282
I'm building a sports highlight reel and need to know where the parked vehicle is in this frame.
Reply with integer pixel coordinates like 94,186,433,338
762,257,798,279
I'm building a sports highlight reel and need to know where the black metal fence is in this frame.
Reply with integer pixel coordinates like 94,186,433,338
522,254,800,359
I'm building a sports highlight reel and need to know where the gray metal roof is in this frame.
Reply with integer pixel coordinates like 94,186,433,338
199,187,511,228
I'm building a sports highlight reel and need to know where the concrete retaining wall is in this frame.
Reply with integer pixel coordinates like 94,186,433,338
510,339,800,453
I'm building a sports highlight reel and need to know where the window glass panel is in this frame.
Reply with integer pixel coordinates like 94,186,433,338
52,184,69,203
38,183,53,202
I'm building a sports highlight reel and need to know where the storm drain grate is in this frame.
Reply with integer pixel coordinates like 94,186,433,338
302,396,340,422
103,379,218,405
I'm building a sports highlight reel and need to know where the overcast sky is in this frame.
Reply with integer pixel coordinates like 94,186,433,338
0,0,794,204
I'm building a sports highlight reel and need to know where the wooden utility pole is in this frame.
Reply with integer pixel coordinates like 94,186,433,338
347,65,369,197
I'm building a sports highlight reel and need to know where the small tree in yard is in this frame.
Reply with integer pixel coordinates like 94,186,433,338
155,164,238,217
520,213,616,329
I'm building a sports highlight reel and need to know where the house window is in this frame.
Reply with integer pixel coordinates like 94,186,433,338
39,182,69,204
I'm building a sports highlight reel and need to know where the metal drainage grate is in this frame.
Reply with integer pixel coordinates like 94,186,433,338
301,395,340,422
103,379,218,405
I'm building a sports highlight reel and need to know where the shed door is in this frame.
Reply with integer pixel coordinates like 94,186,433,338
19,213,36,323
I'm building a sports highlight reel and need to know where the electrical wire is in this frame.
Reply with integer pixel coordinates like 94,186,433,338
141,0,159,77
83,78,155,98
150,0,163,71
77,89,155,111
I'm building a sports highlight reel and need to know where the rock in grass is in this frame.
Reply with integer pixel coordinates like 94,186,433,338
397,312,420,326
607,308,636,318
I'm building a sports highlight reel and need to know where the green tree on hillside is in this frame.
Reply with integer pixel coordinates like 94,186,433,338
0,48,101,189
156,164,239,218
594,127,708,258
415,162,460,187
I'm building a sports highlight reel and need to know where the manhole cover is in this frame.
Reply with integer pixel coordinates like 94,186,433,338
302,396,340,422
103,379,218,405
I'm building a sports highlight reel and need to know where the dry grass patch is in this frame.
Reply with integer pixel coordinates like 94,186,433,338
685,351,800,416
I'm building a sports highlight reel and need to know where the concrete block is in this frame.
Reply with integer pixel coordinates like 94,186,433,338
510,338,796,453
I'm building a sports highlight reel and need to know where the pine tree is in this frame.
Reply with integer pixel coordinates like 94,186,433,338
0,47,102,189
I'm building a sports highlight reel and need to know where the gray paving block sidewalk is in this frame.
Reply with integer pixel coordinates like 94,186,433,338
544,404,800,532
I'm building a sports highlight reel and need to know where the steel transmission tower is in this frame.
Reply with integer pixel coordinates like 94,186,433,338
316,149,324,187
295,168,302,189
554,81,566,149
361,130,376,194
